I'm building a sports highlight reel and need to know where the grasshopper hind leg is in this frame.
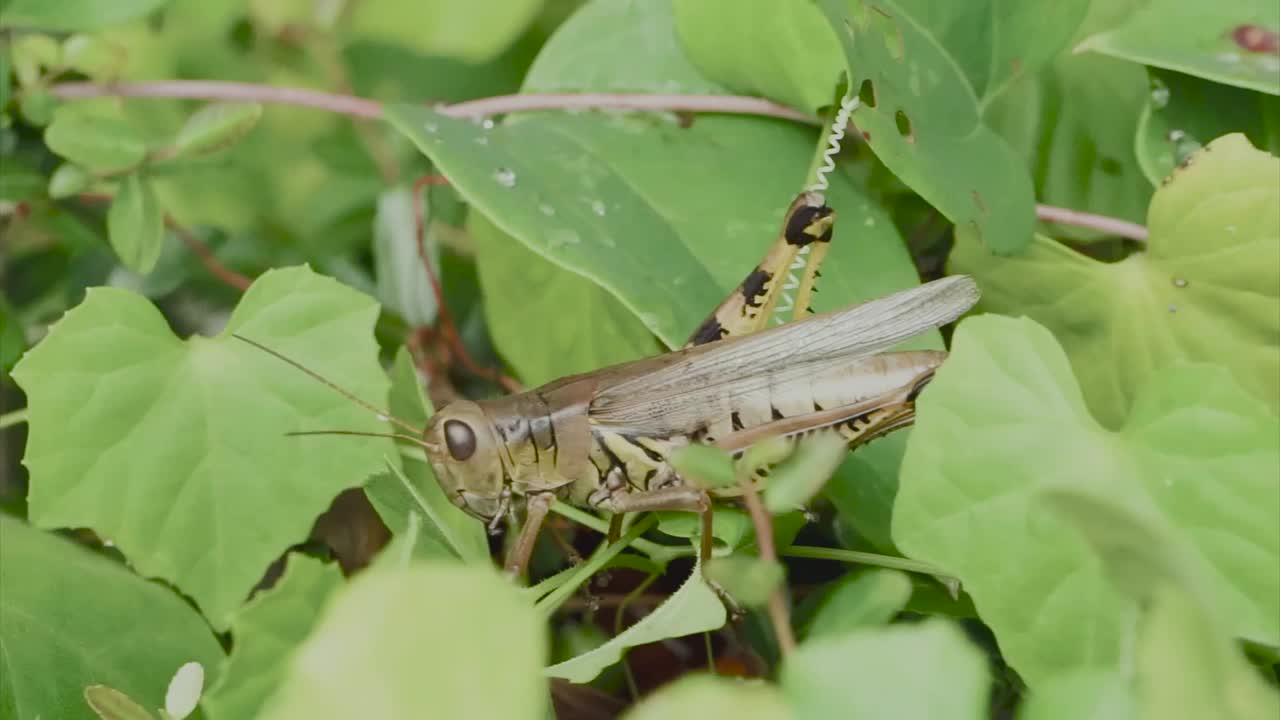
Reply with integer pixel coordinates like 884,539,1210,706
684,192,835,348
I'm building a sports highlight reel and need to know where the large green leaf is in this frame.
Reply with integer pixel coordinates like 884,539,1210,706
1135,68,1280,185
44,108,148,172
816,0,1035,253
623,675,791,720
798,569,913,641
670,0,841,113
983,53,1152,239
893,0,1092,103
0,517,223,720
387,106,921,348
1077,0,1280,96
257,563,547,719
894,314,1280,684
952,134,1280,426
781,619,990,719
202,555,343,720
469,212,662,387
12,266,395,628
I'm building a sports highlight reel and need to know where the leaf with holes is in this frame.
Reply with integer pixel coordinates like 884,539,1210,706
952,134,1280,425
811,0,1035,253
894,314,1279,685
0,516,223,720
202,555,344,720
1077,0,1280,96
12,266,395,629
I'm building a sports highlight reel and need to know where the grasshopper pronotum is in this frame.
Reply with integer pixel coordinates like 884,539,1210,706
237,191,978,579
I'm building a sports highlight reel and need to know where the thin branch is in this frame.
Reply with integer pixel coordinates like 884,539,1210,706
49,81,1151,243
48,81,818,125
736,471,797,657
1036,204,1149,243
166,221,253,292
78,193,254,293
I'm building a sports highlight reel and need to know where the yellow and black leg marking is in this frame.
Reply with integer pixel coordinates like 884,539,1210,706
684,192,835,348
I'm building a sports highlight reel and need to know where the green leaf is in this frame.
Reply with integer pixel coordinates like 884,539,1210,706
1136,69,1280,184
798,569,913,640
372,186,439,328
171,102,263,158
0,295,28,373
201,555,344,720
107,174,165,274
952,134,1280,425
983,53,1152,241
1038,483,1280,720
49,163,93,199
623,675,791,720
1018,670,1133,720
670,0,841,113
84,686,156,720
44,109,148,172
656,507,755,553
545,556,727,683
0,517,223,720
705,555,784,608
762,433,847,513
257,563,547,719
526,0,728,94
1077,0,1280,95
0,0,172,31
781,619,990,719
362,349,489,564
892,0,1092,103
347,0,543,63
894,314,1280,684
823,435,908,553
12,266,395,629
469,212,662,387
1132,588,1280,720
386,105,922,352
670,443,737,490
810,0,1035,254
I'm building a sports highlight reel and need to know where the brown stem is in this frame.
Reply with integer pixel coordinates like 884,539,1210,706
736,472,797,657
1035,204,1149,243
167,221,253,292
77,193,253,292
410,175,523,394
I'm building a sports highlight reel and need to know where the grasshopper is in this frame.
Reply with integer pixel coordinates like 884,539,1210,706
237,191,978,578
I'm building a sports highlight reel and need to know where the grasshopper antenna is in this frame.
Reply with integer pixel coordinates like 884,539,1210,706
287,429,432,447
232,333,425,437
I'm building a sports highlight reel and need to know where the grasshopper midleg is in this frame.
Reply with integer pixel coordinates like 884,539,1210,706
237,193,979,582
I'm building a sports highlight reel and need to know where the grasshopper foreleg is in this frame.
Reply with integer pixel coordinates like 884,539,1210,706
504,491,556,581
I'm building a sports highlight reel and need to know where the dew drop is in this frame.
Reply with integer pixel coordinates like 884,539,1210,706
475,136,489,145
103,539,115,548
538,203,556,217
376,413,389,422
1168,303,1178,314
423,122,438,134
1216,51,1242,64
481,118,496,130
1167,129,1185,142
493,167,517,188
1172,277,1188,288
1149,79,1170,109
863,216,876,227
591,200,607,217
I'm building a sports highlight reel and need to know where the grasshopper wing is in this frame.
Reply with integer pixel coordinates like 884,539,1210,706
587,274,979,437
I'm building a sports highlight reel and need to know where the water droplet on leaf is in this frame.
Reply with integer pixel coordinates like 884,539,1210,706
591,200,607,217
1172,277,1188,288
1149,79,1170,109
538,203,556,217
493,167,517,188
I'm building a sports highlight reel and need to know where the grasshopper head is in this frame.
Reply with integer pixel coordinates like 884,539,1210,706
423,399,509,525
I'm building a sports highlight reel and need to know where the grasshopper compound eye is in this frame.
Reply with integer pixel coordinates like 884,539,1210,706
443,419,477,461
